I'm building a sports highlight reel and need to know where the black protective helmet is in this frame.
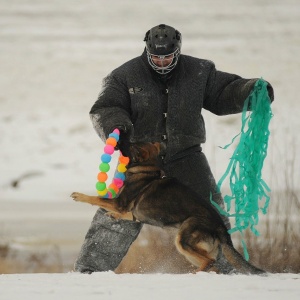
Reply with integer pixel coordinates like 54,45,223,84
144,24,182,74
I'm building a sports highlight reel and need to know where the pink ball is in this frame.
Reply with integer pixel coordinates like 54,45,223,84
113,178,124,188
104,145,114,155
113,128,120,135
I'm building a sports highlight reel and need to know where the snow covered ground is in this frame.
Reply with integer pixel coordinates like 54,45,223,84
0,0,300,298
1,272,300,300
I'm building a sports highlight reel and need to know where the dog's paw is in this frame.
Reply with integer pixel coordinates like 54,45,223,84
71,192,84,202
105,211,122,220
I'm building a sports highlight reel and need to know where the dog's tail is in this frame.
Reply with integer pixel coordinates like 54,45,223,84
219,243,266,275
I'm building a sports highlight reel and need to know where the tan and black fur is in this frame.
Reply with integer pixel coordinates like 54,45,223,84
71,142,265,274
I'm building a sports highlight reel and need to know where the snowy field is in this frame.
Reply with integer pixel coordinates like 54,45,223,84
1,0,300,298
1,272,300,300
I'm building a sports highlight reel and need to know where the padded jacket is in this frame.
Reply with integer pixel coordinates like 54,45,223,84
90,50,273,161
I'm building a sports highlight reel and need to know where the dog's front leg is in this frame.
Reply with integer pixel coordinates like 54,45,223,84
71,192,137,221
71,192,118,211
71,192,100,205
105,211,137,221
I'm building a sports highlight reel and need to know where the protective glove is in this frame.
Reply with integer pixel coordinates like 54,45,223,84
114,125,132,157
266,83,274,102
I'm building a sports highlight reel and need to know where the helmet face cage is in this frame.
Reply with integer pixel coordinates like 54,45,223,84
144,24,182,74
146,48,180,74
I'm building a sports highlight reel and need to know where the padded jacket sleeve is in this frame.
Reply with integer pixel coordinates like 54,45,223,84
203,62,274,115
89,72,133,142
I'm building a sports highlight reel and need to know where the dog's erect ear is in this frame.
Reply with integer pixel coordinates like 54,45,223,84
137,146,149,162
130,144,150,162
152,142,161,154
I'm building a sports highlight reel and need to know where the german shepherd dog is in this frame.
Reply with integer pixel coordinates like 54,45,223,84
71,142,265,274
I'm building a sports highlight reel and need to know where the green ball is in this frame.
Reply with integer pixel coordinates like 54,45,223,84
96,182,106,191
108,188,117,198
99,162,110,172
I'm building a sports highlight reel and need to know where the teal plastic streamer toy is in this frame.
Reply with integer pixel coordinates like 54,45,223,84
211,78,273,260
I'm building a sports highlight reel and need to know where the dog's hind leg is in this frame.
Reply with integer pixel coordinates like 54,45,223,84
175,217,220,272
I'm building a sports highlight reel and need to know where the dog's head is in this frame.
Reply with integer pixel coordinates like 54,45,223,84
129,142,161,165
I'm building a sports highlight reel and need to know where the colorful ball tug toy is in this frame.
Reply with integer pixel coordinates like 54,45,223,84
96,129,130,199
